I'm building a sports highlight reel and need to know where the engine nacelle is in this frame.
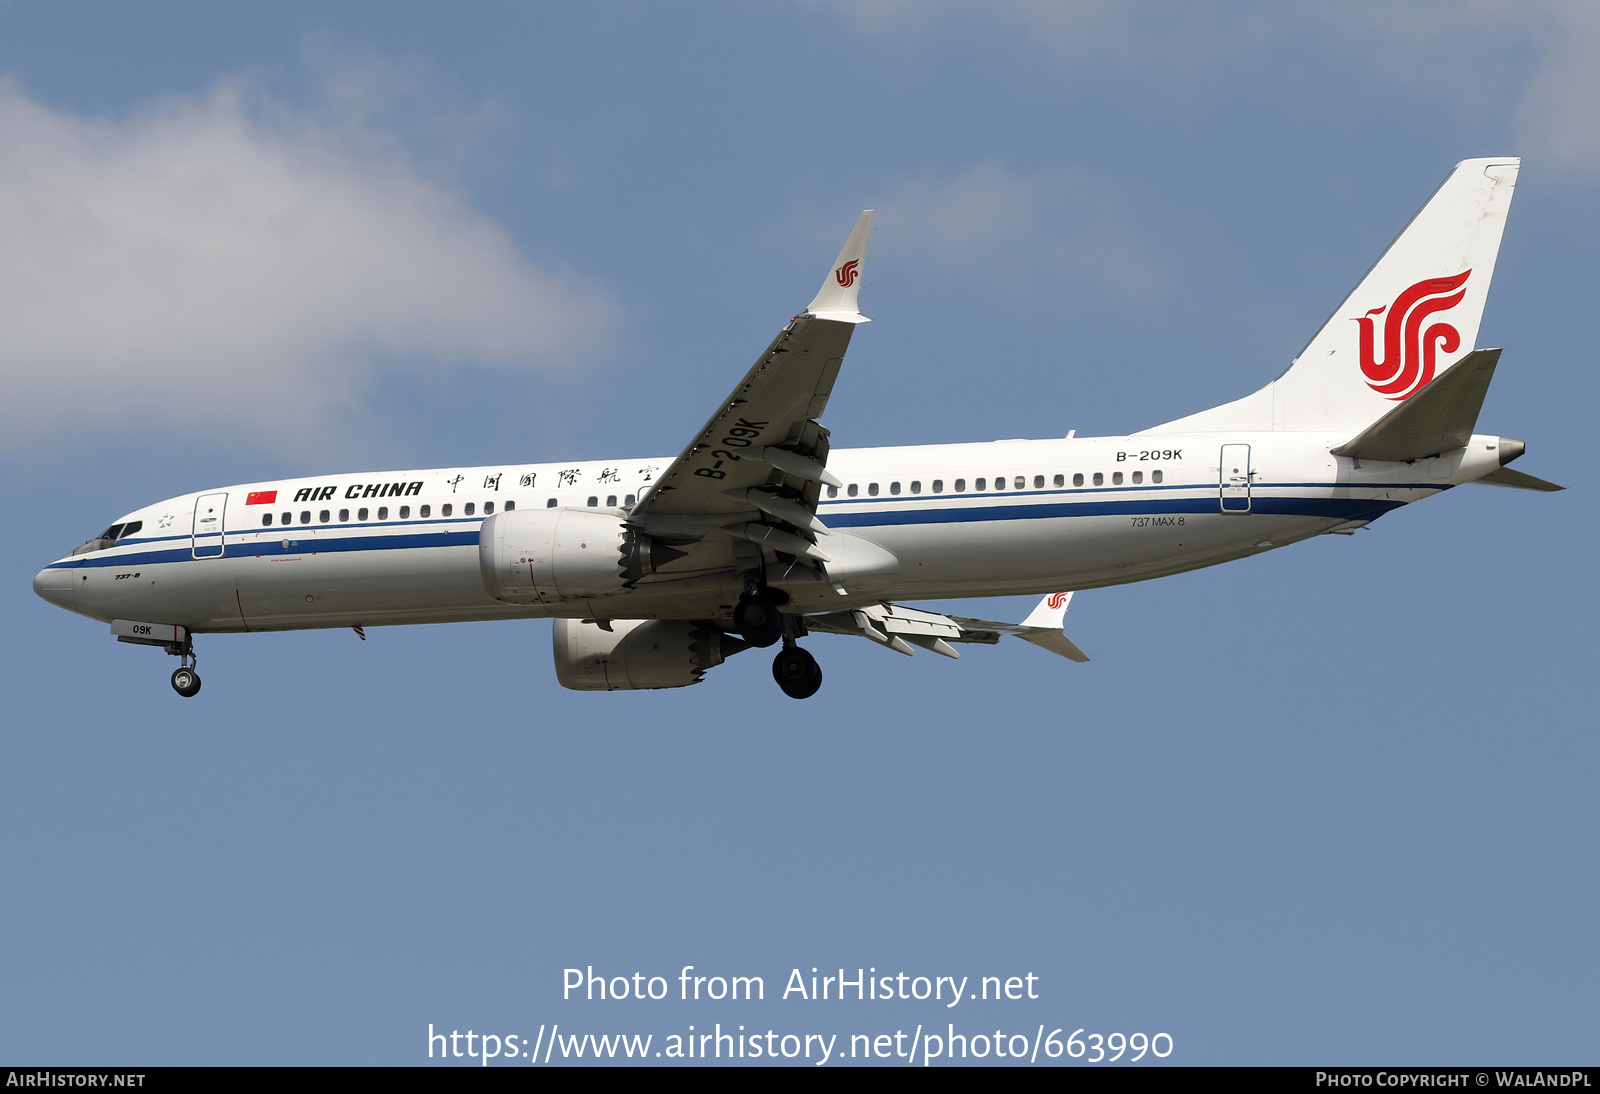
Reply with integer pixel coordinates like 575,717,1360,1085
553,618,736,690
479,508,683,604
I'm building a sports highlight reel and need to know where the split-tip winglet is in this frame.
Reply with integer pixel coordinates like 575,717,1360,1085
802,210,874,324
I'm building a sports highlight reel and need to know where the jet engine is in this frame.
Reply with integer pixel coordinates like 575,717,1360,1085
552,618,744,691
479,508,684,604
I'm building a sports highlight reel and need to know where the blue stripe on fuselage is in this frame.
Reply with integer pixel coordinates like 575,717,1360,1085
52,485,1431,569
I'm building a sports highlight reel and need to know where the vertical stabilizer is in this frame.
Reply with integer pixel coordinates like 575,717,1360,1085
1144,158,1519,435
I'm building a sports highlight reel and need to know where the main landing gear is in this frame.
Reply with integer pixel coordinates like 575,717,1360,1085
772,644,822,700
734,585,822,698
168,639,200,698
733,588,786,648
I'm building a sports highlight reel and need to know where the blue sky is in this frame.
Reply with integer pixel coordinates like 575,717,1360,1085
2,2,1595,1066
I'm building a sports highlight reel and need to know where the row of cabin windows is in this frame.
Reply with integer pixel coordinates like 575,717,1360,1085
258,492,644,527
825,469,1164,499
261,499,519,526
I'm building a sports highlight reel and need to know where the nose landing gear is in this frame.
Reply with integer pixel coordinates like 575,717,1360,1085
171,666,201,698
167,639,200,698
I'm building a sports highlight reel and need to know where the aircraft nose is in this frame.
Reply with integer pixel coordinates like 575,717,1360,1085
33,566,75,611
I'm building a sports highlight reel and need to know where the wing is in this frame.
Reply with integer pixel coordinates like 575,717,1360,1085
628,212,873,574
806,593,1091,663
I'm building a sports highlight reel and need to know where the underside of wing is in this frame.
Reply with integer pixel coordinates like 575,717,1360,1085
806,594,1091,663
625,212,874,591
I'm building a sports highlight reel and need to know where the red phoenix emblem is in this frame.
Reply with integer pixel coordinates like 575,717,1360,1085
1046,592,1068,610
834,259,860,288
1353,270,1471,401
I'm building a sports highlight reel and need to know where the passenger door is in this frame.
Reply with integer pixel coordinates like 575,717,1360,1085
1219,444,1251,513
192,493,228,558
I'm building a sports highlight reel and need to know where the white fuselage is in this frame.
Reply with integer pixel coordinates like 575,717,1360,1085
37,430,1510,634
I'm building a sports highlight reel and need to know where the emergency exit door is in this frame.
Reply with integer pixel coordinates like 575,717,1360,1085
1220,444,1251,513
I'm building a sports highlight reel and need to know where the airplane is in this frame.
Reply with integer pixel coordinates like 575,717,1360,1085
33,157,1561,700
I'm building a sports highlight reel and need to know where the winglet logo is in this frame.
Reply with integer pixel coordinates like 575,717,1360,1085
1046,592,1069,610
1354,271,1471,400
834,259,860,288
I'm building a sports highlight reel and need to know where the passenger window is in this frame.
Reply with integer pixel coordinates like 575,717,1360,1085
339,509,349,522
1033,475,1043,489
320,509,330,523
399,505,411,519
1113,472,1123,485
889,482,900,495
1073,473,1084,487
910,481,922,494
605,495,616,507
483,502,493,515
1054,474,1064,487
1153,470,1164,483
622,496,633,507
1132,471,1143,484
465,502,476,516
262,514,272,527
281,512,291,525
442,503,453,517
358,508,369,521
300,511,310,524
975,478,985,491
505,500,516,511
993,477,1005,492
848,484,859,497
955,479,966,492
546,498,557,507
932,480,944,493
420,505,430,518
1093,473,1103,486
586,496,597,507
1017,477,1026,490
868,483,879,496
378,507,389,520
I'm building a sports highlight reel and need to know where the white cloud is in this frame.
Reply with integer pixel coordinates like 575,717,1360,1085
869,161,1177,308
1514,2,1600,174
0,77,614,451
811,0,1600,176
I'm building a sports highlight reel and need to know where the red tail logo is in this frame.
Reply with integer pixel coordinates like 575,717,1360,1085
834,259,860,288
1046,592,1068,610
1354,270,1471,400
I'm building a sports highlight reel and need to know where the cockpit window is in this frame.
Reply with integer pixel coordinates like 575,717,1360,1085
71,520,137,556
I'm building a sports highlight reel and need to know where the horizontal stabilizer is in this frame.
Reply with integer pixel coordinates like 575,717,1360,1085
1332,348,1500,462
1473,467,1565,492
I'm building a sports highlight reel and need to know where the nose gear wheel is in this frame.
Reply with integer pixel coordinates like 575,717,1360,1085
171,667,201,697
